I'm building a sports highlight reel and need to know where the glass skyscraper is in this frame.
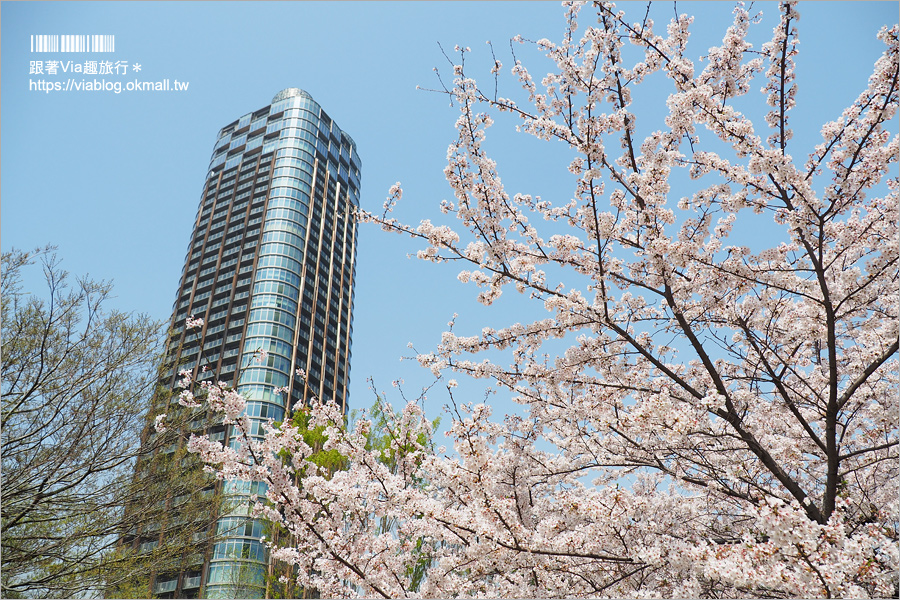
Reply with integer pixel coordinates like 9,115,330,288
144,88,360,598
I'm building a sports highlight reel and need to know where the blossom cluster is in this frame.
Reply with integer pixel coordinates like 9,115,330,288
186,2,898,597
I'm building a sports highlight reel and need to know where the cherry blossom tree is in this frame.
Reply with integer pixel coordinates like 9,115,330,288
185,2,898,597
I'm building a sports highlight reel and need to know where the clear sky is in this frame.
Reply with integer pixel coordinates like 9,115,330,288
2,1,897,425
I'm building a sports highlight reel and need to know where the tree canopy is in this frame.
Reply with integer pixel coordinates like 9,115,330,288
187,2,898,597
1,248,217,598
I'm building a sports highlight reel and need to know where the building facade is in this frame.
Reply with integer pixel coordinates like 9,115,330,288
146,88,360,598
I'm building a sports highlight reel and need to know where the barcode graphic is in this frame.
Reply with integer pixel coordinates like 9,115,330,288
31,35,115,53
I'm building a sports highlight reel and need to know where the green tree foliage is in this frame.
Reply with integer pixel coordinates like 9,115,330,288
0,248,217,598
259,393,438,598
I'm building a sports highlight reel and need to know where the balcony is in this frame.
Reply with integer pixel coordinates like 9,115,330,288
153,578,177,594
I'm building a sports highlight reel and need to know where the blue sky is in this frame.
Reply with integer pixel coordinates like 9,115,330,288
2,1,896,425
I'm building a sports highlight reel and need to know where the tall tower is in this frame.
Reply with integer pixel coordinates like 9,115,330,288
150,88,360,598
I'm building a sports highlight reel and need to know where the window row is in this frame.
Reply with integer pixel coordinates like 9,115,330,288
241,352,291,375
243,322,294,344
267,196,309,215
254,267,301,288
210,538,266,563
238,368,289,388
269,185,309,206
240,387,287,409
274,155,314,174
256,260,301,284
258,241,303,263
251,280,299,301
206,563,265,587
260,229,304,250
250,292,297,314
264,206,307,227
247,306,295,328
264,218,307,241
272,165,313,186
269,175,312,198
216,517,265,539
275,140,317,162
243,336,293,361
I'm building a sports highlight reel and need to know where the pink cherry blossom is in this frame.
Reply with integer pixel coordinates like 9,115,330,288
188,3,898,598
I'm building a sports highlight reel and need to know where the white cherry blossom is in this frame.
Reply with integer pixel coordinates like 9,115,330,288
190,3,898,597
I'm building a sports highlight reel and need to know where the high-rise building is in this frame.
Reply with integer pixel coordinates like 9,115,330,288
140,88,360,599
